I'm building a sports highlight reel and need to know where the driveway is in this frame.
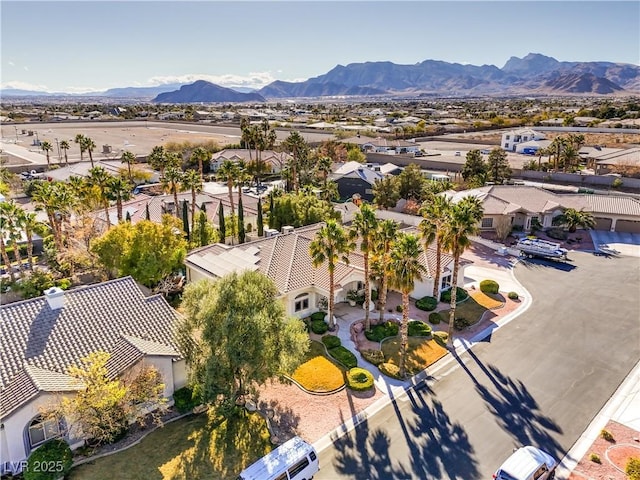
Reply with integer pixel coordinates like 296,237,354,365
590,229,640,257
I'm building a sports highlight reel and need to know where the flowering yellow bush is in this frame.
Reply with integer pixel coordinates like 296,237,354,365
291,356,345,393
471,291,503,310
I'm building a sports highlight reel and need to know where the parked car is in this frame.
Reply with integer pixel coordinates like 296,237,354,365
493,446,557,480
237,436,319,480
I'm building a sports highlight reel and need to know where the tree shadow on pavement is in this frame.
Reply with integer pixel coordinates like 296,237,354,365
454,349,564,460
256,398,301,442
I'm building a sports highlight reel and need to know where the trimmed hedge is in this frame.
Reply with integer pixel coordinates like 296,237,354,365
395,304,403,312
346,367,375,391
321,334,341,349
310,311,326,322
454,317,471,331
508,291,519,300
416,296,438,311
408,320,432,337
361,349,385,366
173,386,200,413
428,312,443,324
365,321,399,342
310,319,329,335
479,279,499,294
328,346,358,369
440,287,469,303
379,362,403,380
626,457,640,480
24,439,73,480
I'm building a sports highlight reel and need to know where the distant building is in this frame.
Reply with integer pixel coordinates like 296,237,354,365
330,161,384,201
501,129,546,152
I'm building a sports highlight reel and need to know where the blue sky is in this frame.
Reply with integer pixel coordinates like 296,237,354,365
2,1,639,93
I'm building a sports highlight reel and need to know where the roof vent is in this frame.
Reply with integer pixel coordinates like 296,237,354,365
44,287,65,310
282,226,294,234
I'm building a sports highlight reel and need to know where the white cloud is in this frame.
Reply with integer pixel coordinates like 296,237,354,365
23,66,28,71
0,81,50,91
145,71,305,89
8,61,15,67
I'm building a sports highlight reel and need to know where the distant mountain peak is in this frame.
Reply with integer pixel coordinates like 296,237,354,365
152,80,265,103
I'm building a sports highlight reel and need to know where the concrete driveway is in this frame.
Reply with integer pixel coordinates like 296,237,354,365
589,229,640,257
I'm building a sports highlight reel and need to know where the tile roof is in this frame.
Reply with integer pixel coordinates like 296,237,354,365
561,194,640,216
0,277,182,419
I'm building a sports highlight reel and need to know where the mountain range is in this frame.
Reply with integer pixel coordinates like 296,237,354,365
2,53,638,102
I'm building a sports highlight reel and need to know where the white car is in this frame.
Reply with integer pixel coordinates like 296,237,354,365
493,446,557,480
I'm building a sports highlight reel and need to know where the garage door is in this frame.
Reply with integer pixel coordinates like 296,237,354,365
615,220,640,233
595,217,612,231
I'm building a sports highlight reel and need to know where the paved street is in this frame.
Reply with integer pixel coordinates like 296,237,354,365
316,252,640,479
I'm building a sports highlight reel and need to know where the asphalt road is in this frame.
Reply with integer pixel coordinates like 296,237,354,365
316,251,640,479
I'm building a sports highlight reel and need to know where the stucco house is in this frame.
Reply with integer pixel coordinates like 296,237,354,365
0,277,185,474
501,128,546,152
185,223,465,319
330,162,385,202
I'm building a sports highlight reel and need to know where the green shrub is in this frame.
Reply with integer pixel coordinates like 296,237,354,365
173,386,200,413
479,279,499,294
408,320,432,337
321,334,341,349
379,362,403,380
508,291,519,300
311,319,329,335
590,453,601,464
371,289,378,302
361,349,385,366
310,311,326,322
365,321,399,342
395,304,403,313
454,317,471,331
24,439,73,480
433,331,449,347
428,312,443,324
626,457,640,480
416,296,438,311
600,429,615,442
328,346,357,369
440,287,468,303
346,367,374,391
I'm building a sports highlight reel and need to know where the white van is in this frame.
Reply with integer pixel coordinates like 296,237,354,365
493,445,557,480
237,436,319,480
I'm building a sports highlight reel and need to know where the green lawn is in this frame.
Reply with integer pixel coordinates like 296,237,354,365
69,409,272,480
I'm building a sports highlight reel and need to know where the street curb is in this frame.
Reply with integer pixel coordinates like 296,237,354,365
555,359,640,478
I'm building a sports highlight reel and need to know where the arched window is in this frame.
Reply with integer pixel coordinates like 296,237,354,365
294,293,309,312
27,415,61,449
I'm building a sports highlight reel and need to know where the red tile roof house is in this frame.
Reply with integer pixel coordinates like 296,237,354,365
185,223,463,319
0,277,186,475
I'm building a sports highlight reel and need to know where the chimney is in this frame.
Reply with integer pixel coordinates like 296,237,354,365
44,287,65,310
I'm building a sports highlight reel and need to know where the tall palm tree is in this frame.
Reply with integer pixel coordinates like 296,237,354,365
388,233,426,378
21,210,39,270
107,176,133,223
182,169,203,233
310,220,355,331
162,166,184,219
235,161,252,207
370,219,398,324
87,166,114,228
32,181,70,250
121,150,136,183
148,145,167,175
59,140,70,166
41,141,52,168
442,196,484,348
0,203,17,282
3,202,27,277
349,204,378,331
419,194,452,298
283,131,308,193
82,136,97,168
216,160,239,218
74,134,86,163
191,147,209,179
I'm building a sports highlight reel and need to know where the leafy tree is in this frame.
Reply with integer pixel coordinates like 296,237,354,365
373,176,400,210
310,220,354,330
237,196,245,244
178,271,309,413
182,199,190,241
346,148,366,163
461,149,488,187
218,202,226,241
257,197,264,237
24,439,73,480
349,204,378,331
397,164,426,201
196,208,217,247
91,216,187,287
486,148,511,184
388,233,426,378
442,196,484,347
270,191,340,231
552,208,596,232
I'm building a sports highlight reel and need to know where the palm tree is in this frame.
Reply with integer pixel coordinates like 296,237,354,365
283,131,308,193
182,169,203,233
107,176,133,223
419,195,452,298
0,202,17,282
561,144,580,172
41,141,52,168
121,150,136,183
82,136,97,168
349,204,378,331
162,166,184,219
74,134,86,163
235,161,252,207
60,140,70,166
21,210,39,270
442,196,484,348
216,160,239,218
2,202,27,277
553,208,596,233
388,233,426,378
32,181,71,250
370,219,398,324
148,145,167,175
191,147,209,179
310,220,355,331
549,136,566,171
87,166,114,228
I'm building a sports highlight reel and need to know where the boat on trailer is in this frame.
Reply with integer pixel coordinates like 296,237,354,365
517,238,568,260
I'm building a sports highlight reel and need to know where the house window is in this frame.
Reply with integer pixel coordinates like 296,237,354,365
504,143,509,149
294,293,309,312
288,457,310,478
505,135,510,140
356,281,364,291
441,275,452,290
28,416,61,449
481,217,494,228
